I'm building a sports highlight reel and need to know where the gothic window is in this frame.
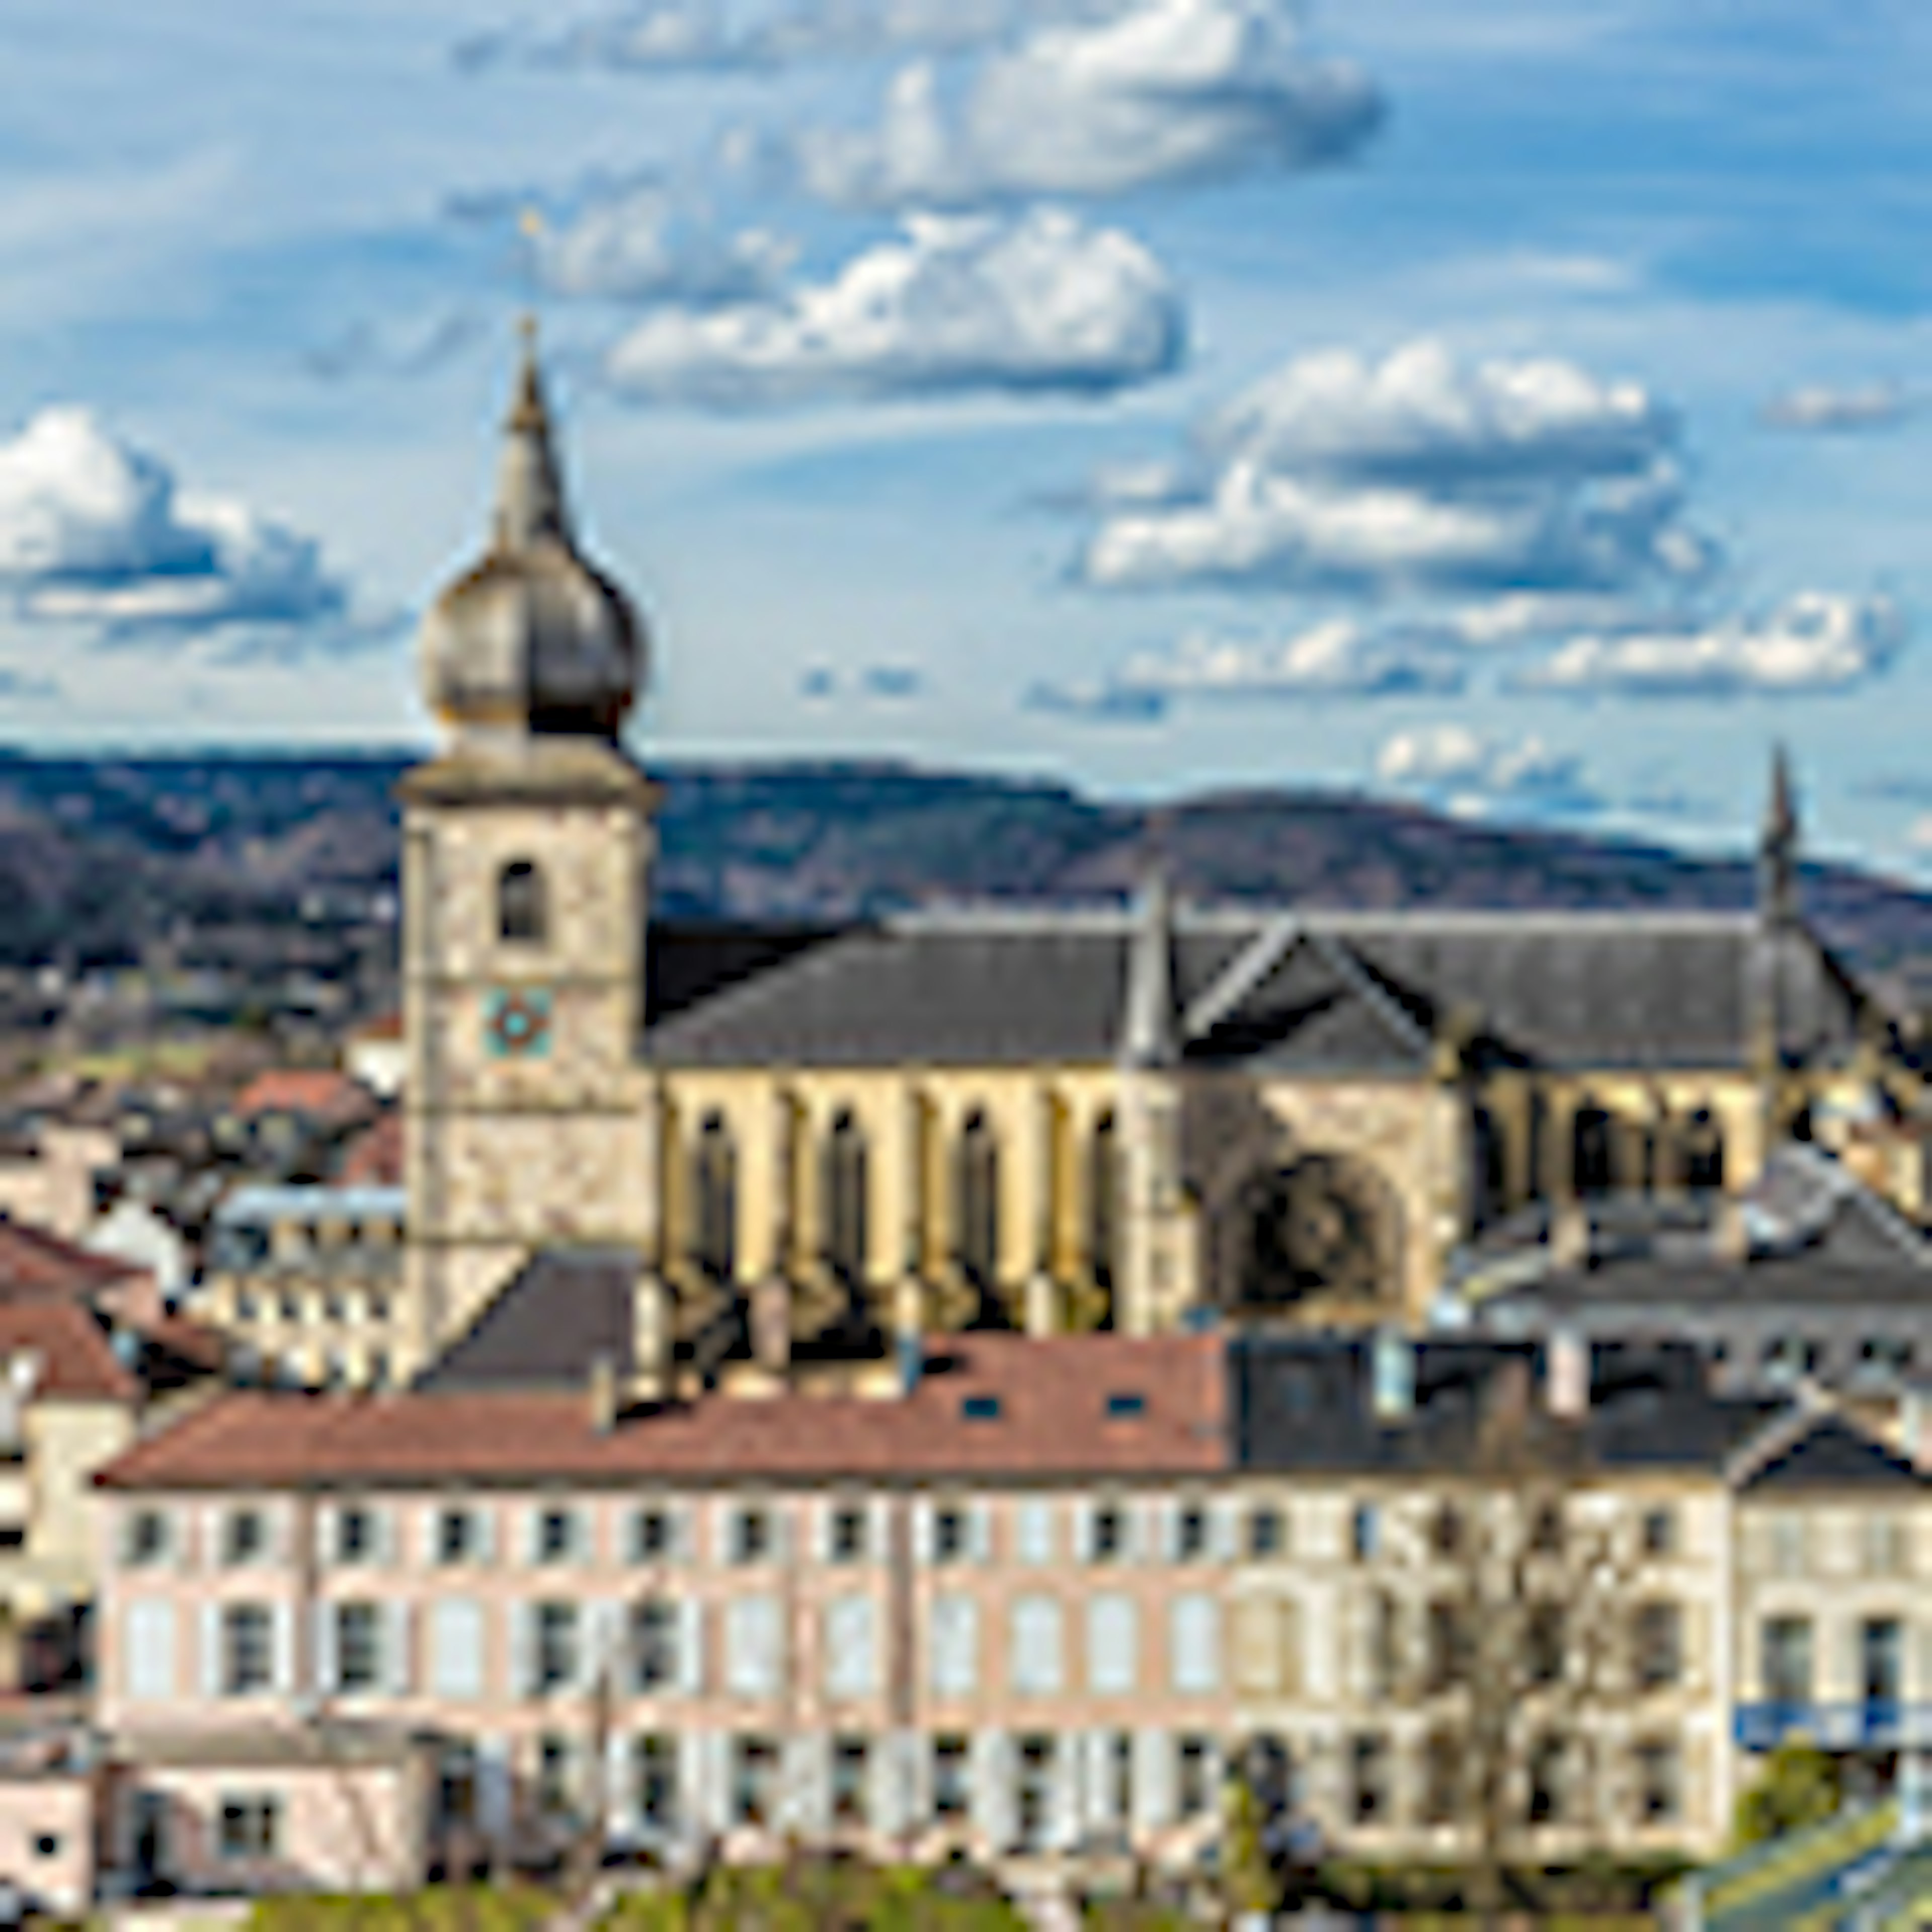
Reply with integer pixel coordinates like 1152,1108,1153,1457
955,1109,1000,1289
1572,1097,1614,1198
1088,1111,1119,1293
1681,1108,1725,1192
692,1113,737,1283
823,1109,868,1286
1471,1104,1506,1229
497,859,547,946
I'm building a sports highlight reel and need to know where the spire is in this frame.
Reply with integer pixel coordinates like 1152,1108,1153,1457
1759,742,1801,930
494,316,570,551
1121,856,1180,1069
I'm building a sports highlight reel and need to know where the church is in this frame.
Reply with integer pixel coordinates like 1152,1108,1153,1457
391,342,1922,1392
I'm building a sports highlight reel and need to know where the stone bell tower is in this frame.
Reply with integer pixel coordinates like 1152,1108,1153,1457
399,330,660,1376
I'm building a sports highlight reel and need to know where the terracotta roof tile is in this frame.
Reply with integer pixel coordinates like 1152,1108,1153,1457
231,1071,374,1123
0,1218,140,1300
0,1300,139,1405
98,1333,1225,1491
338,1112,403,1188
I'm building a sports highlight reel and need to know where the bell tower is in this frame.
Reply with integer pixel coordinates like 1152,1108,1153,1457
399,331,659,1375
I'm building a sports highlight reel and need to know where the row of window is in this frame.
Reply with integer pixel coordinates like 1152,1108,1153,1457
227,1285,395,1328
141,1590,1227,1704
1755,1511,1914,1579
1759,1614,1909,1706
1345,1731,1685,1829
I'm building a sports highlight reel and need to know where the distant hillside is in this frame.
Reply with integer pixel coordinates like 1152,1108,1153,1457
2,749,1931,1004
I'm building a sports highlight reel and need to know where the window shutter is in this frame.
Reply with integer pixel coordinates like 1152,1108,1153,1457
585,1599,621,1695
784,1734,828,1838
1011,1596,1064,1696
811,1501,835,1566
123,1600,177,1704
429,1599,485,1702
1088,1594,1137,1697
873,1731,912,1839
313,1601,339,1694
1017,1499,1055,1567
1278,1597,1302,1697
272,1603,297,1696
969,1502,993,1566
1082,1729,1115,1832
1303,1592,1336,1699
200,1603,223,1698
1148,1498,1177,1564
677,1599,705,1697
1133,1728,1171,1833
386,1601,414,1696
911,1499,935,1566
417,1505,440,1569
930,1594,978,1699
1232,1595,1277,1697
972,1729,1014,1852
1170,1595,1220,1696
311,1505,333,1570
474,1505,497,1566
1685,1600,1711,1692
510,1603,536,1699
1049,1740,1081,1851
675,1731,708,1839
825,1595,877,1702
727,1596,782,1700
1211,1499,1242,1564
477,1735,514,1840
1072,1500,1096,1564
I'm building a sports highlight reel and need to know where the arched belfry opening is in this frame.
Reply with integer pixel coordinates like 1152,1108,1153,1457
497,859,547,945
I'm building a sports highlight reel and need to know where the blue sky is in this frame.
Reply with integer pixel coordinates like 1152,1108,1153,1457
1,0,1929,879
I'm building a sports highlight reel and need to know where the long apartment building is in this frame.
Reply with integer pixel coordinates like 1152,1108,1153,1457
65,1326,1932,1902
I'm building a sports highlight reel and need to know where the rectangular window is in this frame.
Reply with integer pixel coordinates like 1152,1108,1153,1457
1865,1514,1908,1578
831,1736,870,1826
216,1796,279,1861
535,1507,577,1565
335,1601,383,1694
630,1508,672,1565
1016,1500,1055,1566
726,1596,782,1700
734,1736,779,1827
1421,1730,1461,1827
1089,1504,1126,1563
1863,1619,1904,1706
1087,1594,1138,1697
829,1505,867,1564
1170,1594,1221,1696
535,1601,579,1693
124,1600,177,1703
1426,1600,1468,1694
125,1509,171,1568
1247,1505,1284,1561
1763,1616,1813,1705
221,1605,273,1696
1015,1734,1055,1852
1635,1738,1681,1823
1105,1731,1134,1826
1527,1734,1566,1825
933,1506,969,1565
1350,1734,1388,1824
1011,1595,1065,1697
437,1508,477,1567
335,1506,375,1566
632,1599,678,1693
1641,1505,1676,1559
429,1599,486,1702
1634,1602,1683,1691
222,1509,265,1568
437,1743,477,1830
1769,1514,1807,1578
824,1595,877,1702
929,1595,978,1699
733,1508,772,1566
932,1735,971,1819
1351,1503,1379,1563
1174,1503,1210,1563
637,1734,678,1830
1527,1601,1566,1687
537,1734,577,1821
1175,1736,1213,1820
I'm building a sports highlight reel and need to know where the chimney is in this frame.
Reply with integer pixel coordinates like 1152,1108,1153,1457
631,1269,668,1405
589,1350,618,1436
1547,1326,1589,1421
1372,1328,1415,1424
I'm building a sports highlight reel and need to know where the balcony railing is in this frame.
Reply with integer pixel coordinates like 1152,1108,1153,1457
1736,1700,1932,1751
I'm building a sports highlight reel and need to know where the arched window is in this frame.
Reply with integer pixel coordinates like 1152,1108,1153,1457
1088,1111,1119,1294
691,1112,737,1283
1571,1098,1614,1198
1471,1105,1507,1230
497,860,547,945
1681,1108,1725,1192
955,1109,1000,1290
1242,1734,1296,1822
823,1109,868,1286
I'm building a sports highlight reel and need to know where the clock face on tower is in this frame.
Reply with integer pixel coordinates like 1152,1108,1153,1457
485,986,554,1060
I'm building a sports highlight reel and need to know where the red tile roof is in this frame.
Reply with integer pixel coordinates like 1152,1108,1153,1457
338,1111,403,1188
0,1218,141,1301
97,1333,1227,1491
0,1301,139,1405
231,1071,373,1123
352,1012,404,1043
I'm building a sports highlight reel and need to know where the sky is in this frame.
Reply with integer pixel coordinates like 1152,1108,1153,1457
1,0,1930,878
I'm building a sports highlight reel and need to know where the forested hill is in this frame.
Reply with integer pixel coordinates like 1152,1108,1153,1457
2,750,1930,998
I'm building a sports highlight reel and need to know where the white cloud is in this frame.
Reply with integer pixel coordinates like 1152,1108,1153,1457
531,187,795,305
603,207,1184,406
1907,814,1932,853
304,311,482,381
1375,725,1602,818
1082,339,1710,598
1023,676,1169,722
1513,592,1907,698
0,408,352,643
793,0,1382,206
1117,618,1465,697
1761,382,1921,434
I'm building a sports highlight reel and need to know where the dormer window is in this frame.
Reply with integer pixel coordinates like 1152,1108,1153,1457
1105,1391,1147,1419
961,1395,1002,1422
498,861,547,945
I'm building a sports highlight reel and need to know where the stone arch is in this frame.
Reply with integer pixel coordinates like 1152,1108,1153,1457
496,858,547,946
822,1107,868,1287
954,1107,1000,1295
1571,1094,1615,1198
1680,1105,1726,1192
1087,1110,1119,1302
1470,1102,1507,1232
1213,1150,1405,1319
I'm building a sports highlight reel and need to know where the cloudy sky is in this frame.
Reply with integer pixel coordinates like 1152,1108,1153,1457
2,0,1930,876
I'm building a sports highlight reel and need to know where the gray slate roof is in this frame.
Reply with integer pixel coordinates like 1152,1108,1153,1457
643,908,1867,1074
414,1248,639,1393
1739,1414,1927,1492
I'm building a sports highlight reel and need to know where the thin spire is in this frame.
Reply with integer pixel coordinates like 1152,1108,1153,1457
1759,742,1801,930
1121,845,1180,1069
495,316,570,551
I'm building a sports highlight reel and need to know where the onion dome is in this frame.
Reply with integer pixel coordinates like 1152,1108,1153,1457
420,327,646,739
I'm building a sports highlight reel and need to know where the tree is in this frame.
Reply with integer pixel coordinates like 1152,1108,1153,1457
1731,1739,1842,1852
1376,1360,1645,1928
1221,1774,1277,1920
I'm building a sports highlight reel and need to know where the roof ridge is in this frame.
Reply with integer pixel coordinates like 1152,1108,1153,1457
1181,912,1303,1041
1306,929,1436,1058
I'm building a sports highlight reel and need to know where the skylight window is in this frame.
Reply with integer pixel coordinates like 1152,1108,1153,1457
961,1394,1002,1422
1105,1391,1147,1419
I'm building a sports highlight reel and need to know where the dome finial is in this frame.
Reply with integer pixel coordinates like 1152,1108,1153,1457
496,316,569,550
